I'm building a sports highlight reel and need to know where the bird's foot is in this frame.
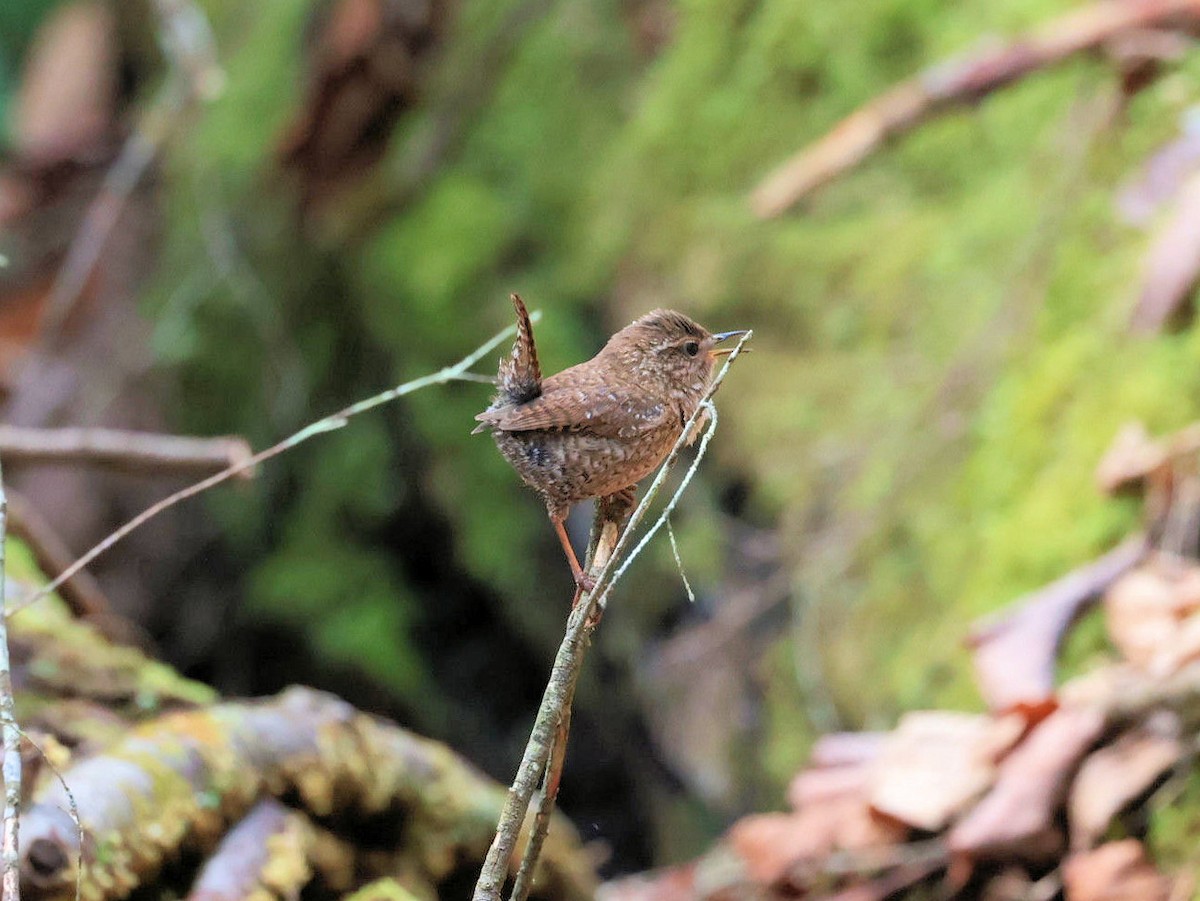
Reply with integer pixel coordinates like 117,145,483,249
572,569,596,595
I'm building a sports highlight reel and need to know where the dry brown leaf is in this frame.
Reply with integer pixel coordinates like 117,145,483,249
595,865,695,901
1063,840,1172,901
1096,422,1167,495
1132,170,1200,333
867,712,1025,832
726,800,907,888
14,1,117,164
1106,558,1200,673
947,706,1105,861
1069,713,1183,850
789,763,871,809
968,538,1146,716
808,731,888,768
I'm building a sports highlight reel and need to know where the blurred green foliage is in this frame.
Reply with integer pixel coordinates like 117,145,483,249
7,0,1200,863
152,0,1200,779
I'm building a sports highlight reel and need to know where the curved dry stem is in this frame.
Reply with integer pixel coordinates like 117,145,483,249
11,316,532,616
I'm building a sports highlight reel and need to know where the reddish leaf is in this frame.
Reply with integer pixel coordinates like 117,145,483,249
867,712,1025,831
808,731,888,768
727,802,907,888
596,864,696,901
1105,558,1200,674
1062,841,1172,901
968,538,1147,715
947,706,1105,861
1069,713,1182,850
1095,422,1168,495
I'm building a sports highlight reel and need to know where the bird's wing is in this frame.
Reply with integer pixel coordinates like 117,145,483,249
475,377,675,438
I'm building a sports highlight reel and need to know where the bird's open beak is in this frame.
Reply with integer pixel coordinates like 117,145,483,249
711,329,750,355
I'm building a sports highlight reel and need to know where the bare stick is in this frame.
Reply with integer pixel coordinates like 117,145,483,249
0,461,21,901
509,671,575,901
9,317,532,616
509,494,632,901
473,333,751,901
0,426,254,480
751,0,1200,218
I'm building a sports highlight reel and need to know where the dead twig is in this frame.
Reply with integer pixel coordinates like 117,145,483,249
474,333,751,901
751,0,1200,218
0,461,21,901
0,426,254,480
11,316,533,616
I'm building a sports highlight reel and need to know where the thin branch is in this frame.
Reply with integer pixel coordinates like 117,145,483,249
0,460,21,901
16,732,81,901
750,0,1200,218
509,494,633,901
473,332,752,901
10,317,532,617
0,426,255,480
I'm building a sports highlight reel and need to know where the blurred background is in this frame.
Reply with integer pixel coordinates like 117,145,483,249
2,0,1198,881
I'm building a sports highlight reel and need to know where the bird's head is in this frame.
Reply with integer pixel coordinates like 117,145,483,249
601,309,748,399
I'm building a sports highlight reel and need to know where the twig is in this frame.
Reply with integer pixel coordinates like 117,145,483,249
37,0,222,346
6,490,112,620
473,333,752,901
750,0,1200,218
509,495,633,901
0,461,21,901
9,317,533,616
509,691,574,901
17,732,81,901
0,426,255,480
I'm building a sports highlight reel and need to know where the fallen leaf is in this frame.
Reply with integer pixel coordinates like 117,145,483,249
789,763,871,809
1063,840,1172,901
867,711,1025,831
596,863,696,901
808,731,889,768
947,706,1105,861
1069,712,1182,850
1131,171,1200,333
726,800,907,888
1096,422,1166,495
968,538,1147,715
1105,557,1200,673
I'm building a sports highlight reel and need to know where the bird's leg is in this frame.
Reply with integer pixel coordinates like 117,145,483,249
552,516,595,595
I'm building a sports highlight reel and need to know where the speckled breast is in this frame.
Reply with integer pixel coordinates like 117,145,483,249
493,421,682,510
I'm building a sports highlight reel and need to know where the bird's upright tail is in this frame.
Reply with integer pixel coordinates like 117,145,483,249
496,292,542,405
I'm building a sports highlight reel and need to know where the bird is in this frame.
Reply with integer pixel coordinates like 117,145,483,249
474,293,747,592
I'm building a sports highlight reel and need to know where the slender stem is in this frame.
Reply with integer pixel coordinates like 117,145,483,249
0,426,254,479
10,317,530,616
0,459,21,901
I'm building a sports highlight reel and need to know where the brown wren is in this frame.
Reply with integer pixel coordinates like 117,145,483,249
474,294,747,591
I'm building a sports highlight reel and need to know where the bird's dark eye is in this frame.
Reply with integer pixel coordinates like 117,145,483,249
684,341,700,357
